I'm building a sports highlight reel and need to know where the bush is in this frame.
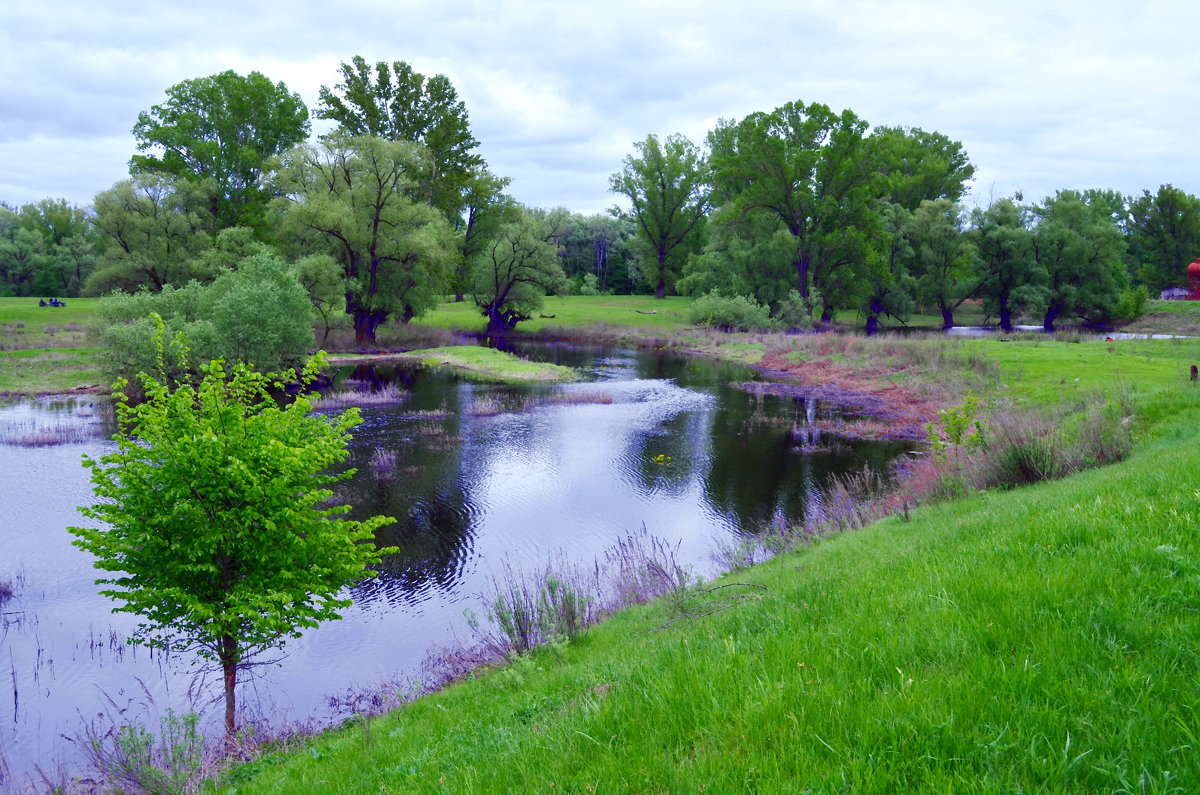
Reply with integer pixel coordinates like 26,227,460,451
687,290,773,331
1112,285,1149,321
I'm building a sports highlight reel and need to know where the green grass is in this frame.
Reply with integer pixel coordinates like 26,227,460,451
0,298,103,393
1121,299,1200,336
223,337,1200,793
412,295,695,334
326,346,578,384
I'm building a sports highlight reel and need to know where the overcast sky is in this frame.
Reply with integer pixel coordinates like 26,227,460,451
2,0,1198,215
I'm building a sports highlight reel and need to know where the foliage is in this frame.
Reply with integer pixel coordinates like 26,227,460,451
95,251,314,386
317,56,483,222
274,132,458,343
70,337,394,740
1127,184,1200,291
1030,189,1128,329
969,197,1043,331
87,174,217,294
471,206,567,334
869,126,975,211
1112,284,1149,321
909,199,974,328
610,133,709,298
82,709,205,795
555,211,640,295
0,198,98,297
686,290,773,331
131,69,310,233
925,389,986,463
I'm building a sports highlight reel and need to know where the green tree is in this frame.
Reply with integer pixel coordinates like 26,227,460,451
318,56,483,222
132,70,310,233
71,340,393,742
18,198,97,295
970,197,1042,332
870,126,975,211
707,100,875,317
1127,184,1200,291
678,205,796,313
862,203,916,335
471,206,567,334
87,174,216,294
1031,189,1128,330
95,251,315,386
910,199,975,329
275,133,458,343
610,133,709,299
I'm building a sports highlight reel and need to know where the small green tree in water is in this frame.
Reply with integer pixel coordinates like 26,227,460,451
70,324,394,744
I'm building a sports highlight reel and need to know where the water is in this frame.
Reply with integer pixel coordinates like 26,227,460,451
0,344,913,781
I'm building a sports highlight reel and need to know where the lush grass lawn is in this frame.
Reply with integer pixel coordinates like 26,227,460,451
413,295,695,334
0,297,103,393
223,338,1200,792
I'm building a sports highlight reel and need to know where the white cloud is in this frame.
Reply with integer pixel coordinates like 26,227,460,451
1,0,1199,212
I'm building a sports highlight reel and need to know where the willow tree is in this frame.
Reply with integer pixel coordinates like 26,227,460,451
472,206,567,334
275,133,458,343
71,339,393,743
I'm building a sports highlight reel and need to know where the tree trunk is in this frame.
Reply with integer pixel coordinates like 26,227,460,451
865,298,883,336
352,307,388,345
220,634,237,750
940,307,955,330
486,308,512,336
998,296,1013,332
656,251,667,299
1042,304,1061,332
795,249,810,299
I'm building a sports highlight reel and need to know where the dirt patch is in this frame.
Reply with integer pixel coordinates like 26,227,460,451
744,352,948,441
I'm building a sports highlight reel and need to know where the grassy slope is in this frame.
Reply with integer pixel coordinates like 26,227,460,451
229,338,1200,793
326,347,578,384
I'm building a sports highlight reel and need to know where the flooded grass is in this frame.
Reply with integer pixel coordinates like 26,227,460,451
310,382,408,410
545,389,613,405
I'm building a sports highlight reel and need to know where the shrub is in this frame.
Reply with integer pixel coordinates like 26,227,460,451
1112,285,1149,321
687,290,772,331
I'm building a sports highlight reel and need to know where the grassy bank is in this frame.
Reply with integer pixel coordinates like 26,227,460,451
0,297,104,394
326,346,578,384
222,337,1200,792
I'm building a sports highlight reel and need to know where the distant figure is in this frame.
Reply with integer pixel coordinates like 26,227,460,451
1191,364,1198,382
1104,336,1113,342
38,299,46,307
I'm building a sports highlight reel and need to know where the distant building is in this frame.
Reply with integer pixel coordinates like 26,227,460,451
1161,287,1191,300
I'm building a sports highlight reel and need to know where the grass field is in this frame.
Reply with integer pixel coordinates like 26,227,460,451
411,295,695,335
0,297,103,393
223,335,1200,793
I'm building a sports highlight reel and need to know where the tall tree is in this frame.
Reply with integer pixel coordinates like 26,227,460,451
19,198,97,295
610,133,709,299
87,174,216,294
132,70,310,233
970,197,1042,332
471,206,567,334
1127,184,1200,291
707,100,875,319
862,203,916,335
909,199,975,329
71,345,393,743
274,133,457,344
1031,189,1129,330
318,56,483,222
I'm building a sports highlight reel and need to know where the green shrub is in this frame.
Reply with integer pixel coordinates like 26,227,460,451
1112,285,1149,321
687,290,772,331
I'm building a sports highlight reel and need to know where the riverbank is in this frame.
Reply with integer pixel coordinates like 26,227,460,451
223,333,1200,792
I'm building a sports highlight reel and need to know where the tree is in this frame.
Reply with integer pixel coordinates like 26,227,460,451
870,126,975,211
1127,185,1200,291
472,206,567,334
275,133,458,344
132,70,310,233
610,133,709,299
18,198,97,295
970,198,1042,332
861,203,916,335
87,174,216,294
318,56,483,222
71,338,394,742
1031,189,1128,330
707,101,875,314
910,199,975,329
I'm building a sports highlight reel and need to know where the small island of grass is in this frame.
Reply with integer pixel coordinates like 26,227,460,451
324,346,577,384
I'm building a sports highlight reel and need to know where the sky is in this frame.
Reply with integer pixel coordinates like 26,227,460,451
2,0,1198,216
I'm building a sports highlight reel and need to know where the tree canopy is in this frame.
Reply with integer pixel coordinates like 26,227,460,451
318,56,483,222
131,70,310,233
471,206,567,334
274,133,458,343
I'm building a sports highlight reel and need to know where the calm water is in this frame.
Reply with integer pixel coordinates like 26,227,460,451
0,344,912,782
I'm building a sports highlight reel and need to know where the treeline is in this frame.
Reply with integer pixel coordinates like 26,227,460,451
3,58,1198,349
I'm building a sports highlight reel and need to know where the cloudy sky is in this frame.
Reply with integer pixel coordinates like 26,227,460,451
2,0,1198,215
